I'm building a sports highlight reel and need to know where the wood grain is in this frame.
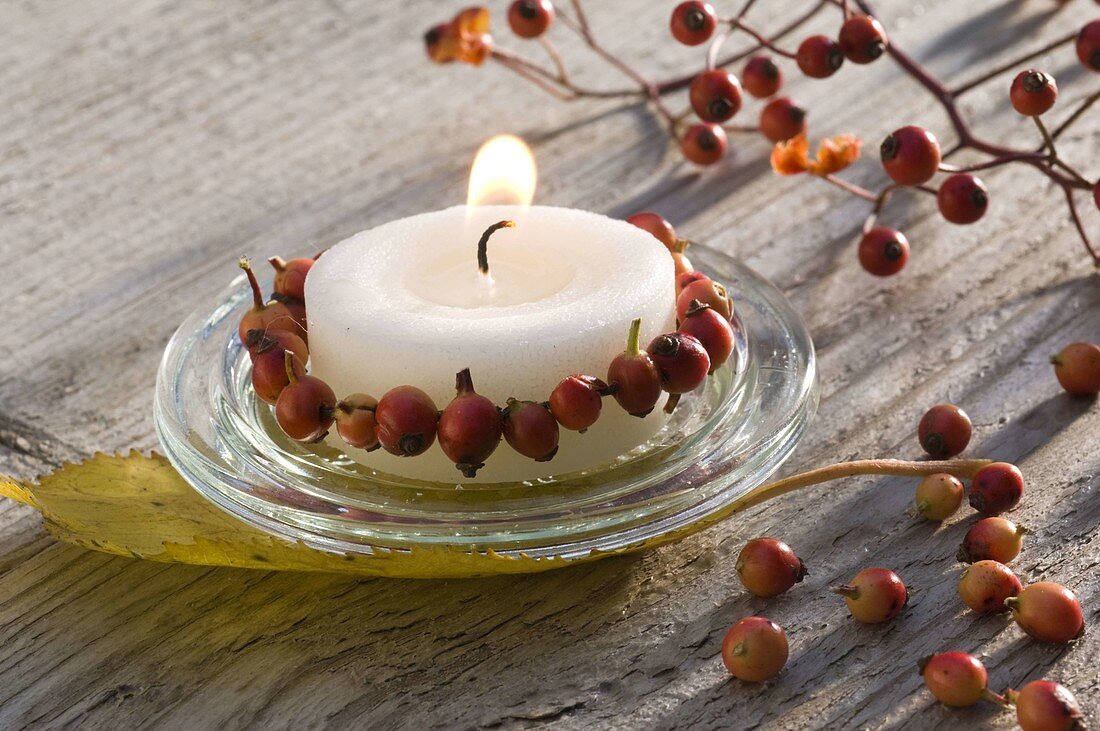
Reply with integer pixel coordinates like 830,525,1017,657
1,0,1097,728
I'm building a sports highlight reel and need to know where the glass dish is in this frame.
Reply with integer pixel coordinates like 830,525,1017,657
154,243,817,566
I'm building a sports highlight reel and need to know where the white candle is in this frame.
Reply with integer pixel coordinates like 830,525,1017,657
305,204,677,483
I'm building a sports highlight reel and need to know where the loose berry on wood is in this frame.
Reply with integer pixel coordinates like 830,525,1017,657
721,617,789,682
969,462,1024,515
919,652,1002,707
914,473,964,521
1009,680,1087,731
832,567,908,623
736,538,807,597
957,560,1021,613
958,517,1027,563
918,403,971,458
1051,342,1100,396
1006,581,1085,643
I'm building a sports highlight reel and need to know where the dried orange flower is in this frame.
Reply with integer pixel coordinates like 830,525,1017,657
425,7,493,66
809,134,862,176
770,133,811,175
771,133,862,177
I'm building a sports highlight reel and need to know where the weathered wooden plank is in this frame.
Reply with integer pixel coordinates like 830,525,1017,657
0,0,1096,728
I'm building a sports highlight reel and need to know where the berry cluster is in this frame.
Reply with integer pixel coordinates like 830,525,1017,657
715,402,1085,724
240,214,738,478
425,2,1100,268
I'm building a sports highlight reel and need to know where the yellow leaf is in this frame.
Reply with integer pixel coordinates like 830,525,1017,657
0,453,656,578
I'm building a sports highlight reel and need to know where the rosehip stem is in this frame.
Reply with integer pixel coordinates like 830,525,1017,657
239,258,264,310
455,367,475,395
735,458,992,513
477,220,516,275
283,350,298,384
625,317,643,358
730,18,798,59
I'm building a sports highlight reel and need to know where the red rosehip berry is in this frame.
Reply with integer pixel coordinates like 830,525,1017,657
502,399,559,462
969,462,1024,515
676,270,710,296
549,374,606,432
678,301,735,373
958,517,1027,564
507,0,554,39
914,473,964,521
374,385,438,457
677,278,732,321
1076,20,1100,72
680,122,728,165
437,369,503,477
248,331,307,405
647,332,711,394
759,97,807,142
670,1,717,46
832,567,908,623
958,560,1022,613
237,259,299,343
1010,680,1086,731
918,403,972,458
919,652,998,707
1051,341,1100,396
607,318,663,418
334,393,380,451
274,354,337,442
796,35,844,78
1006,581,1085,643
268,255,313,301
1010,69,1058,116
742,55,783,98
246,327,309,366
937,173,989,225
736,538,807,597
858,227,909,276
838,15,887,64
626,211,678,251
690,70,743,123
880,126,941,186
721,617,789,682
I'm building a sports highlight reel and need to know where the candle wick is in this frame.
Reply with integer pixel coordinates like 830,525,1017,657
477,220,516,275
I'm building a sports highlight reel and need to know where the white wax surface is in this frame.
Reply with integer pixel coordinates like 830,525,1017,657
305,205,677,483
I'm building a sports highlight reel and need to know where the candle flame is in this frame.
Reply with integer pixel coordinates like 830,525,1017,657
466,135,537,207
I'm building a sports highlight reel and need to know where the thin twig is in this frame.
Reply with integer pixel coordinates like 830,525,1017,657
1052,90,1100,140
950,31,1077,97
1062,187,1100,265
822,174,878,201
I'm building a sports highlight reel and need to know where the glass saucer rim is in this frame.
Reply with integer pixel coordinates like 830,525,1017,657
154,243,817,559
